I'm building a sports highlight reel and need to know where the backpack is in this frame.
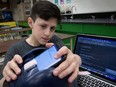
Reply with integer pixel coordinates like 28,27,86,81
9,35,70,87
4,35,77,87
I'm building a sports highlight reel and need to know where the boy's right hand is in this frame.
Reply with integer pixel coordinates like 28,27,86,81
3,55,23,82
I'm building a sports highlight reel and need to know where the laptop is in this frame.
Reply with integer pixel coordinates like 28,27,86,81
74,34,116,87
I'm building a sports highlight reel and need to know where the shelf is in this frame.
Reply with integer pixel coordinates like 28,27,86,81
0,28,31,34
0,0,10,8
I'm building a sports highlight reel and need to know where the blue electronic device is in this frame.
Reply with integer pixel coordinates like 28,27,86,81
24,45,65,71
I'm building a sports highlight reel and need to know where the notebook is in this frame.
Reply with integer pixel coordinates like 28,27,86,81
74,34,116,87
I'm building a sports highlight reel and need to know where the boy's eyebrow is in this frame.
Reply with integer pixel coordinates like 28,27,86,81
39,23,56,27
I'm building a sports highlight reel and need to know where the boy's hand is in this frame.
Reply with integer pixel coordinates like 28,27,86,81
53,46,82,83
3,55,23,82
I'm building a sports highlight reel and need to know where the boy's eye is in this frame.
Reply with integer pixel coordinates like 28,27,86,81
50,27,55,31
41,25,47,29
40,25,56,31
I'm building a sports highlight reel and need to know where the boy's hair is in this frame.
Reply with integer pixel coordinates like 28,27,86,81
31,1,61,23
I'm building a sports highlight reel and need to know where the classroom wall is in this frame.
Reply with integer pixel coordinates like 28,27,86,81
48,0,116,14
77,0,116,14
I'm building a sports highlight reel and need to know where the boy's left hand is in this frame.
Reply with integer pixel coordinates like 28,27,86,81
46,43,82,83
53,46,81,83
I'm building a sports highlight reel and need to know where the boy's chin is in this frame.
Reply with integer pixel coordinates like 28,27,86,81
40,42,47,45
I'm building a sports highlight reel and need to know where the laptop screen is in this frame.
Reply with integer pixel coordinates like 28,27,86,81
74,34,116,81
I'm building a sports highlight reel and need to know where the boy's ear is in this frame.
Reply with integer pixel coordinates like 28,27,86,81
28,17,33,28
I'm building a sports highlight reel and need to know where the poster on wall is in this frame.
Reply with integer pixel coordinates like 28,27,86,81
60,0,64,4
54,0,58,5
66,0,71,3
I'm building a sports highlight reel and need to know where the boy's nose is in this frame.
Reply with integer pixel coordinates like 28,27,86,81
44,28,51,37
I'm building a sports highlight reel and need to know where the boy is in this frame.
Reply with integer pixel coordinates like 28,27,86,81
0,1,81,87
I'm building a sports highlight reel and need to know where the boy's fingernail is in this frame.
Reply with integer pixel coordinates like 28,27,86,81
78,71,91,75
19,60,22,63
54,55,58,58
53,70,58,76
59,74,63,79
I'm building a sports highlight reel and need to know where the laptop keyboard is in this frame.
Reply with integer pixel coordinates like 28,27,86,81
77,75,116,87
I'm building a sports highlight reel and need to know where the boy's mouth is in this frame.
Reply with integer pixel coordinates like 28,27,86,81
42,37,50,42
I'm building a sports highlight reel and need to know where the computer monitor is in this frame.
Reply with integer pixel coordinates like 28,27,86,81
74,34,116,81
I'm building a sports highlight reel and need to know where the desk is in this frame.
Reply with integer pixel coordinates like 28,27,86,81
0,28,31,55
55,33,75,51
0,39,21,55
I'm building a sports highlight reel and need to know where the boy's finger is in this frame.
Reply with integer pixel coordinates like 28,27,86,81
13,55,23,64
46,43,54,48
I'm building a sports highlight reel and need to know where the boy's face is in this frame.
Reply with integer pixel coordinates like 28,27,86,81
28,17,57,45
